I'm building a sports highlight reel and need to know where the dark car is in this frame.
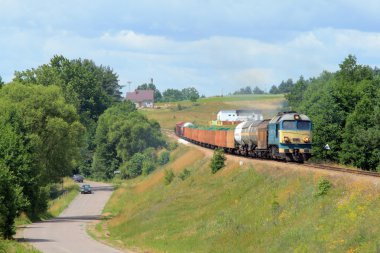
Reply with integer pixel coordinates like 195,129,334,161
81,184,92,194
72,174,84,183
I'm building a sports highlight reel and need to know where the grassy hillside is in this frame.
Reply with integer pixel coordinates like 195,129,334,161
141,94,285,129
93,144,380,253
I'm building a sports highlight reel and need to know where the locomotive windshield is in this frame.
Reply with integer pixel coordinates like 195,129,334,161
297,121,311,130
282,120,311,130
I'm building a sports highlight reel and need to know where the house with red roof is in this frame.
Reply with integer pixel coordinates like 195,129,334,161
125,90,154,108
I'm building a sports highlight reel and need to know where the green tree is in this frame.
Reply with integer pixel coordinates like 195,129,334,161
0,83,84,215
13,55,121,176
158,150,170,165
253,86,265,94
182,87,200,102
92,101,165,179
0,163,22,238
339,83,380,169
142,160,156,176
233,86,252,95
278,79,294,93
136,83,162,102
162,88,184,102
210,148,226,174
298,72,344,161
269,85,279,94
285,76,309,109
121,153,146,178
0,75,4,88
292,56,380,170
14,55,121,124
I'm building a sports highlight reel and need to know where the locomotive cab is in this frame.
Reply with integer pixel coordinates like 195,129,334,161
268,111,312,162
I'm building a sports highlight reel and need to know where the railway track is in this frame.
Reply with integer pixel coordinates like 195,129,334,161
303,163,380,178
162,129,380,178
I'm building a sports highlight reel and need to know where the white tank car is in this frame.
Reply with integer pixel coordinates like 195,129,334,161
183,122,194,128
234,120,262,145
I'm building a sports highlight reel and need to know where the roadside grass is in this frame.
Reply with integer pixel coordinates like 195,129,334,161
12,177,79,252
44,177,80,218
0,239,41,253
94,144,380,253
141,94,285,129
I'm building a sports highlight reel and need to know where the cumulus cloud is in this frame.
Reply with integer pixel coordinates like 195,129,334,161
2,1,380,95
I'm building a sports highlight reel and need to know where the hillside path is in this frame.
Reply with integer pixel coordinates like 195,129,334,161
17,181,128,253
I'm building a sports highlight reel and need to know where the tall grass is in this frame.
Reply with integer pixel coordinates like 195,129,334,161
94,145,380,252
0,239,41,253
45,178,80,218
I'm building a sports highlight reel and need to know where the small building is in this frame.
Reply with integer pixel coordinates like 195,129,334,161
217,109,263,122
126,90,154,108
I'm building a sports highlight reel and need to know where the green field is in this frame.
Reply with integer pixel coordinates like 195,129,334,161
94,145,380,253
141,94,286,129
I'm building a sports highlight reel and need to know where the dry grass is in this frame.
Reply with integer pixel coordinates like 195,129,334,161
134,148,204,194
142,94,285,129
97,144,380,252
93,93,380,252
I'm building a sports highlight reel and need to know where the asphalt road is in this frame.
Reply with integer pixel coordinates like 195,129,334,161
18,181,123,253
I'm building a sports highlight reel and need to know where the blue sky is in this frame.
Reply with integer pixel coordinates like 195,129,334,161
1,0,380,96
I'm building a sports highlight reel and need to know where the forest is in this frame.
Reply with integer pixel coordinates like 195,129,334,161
284,55,380,171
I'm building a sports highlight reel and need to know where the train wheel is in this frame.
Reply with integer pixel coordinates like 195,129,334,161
270,146,279,159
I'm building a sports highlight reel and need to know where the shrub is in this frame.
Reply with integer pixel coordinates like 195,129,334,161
178,168,191,181
122,153,146,179
210,148,226,174
143,147,157,164
159,151,170,165
315,178,332,196
164,169,175,185
167,141,178,151
142,161,156,176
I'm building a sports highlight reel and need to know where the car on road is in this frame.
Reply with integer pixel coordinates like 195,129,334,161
73,174,84,183
81,184,92,194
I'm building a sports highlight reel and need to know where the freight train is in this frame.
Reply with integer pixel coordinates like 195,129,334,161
175,111,312,162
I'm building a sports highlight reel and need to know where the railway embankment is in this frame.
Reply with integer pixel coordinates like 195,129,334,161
92,143,380,253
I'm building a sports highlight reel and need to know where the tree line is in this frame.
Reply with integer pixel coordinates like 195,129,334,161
135,83,200,102
285,55,380,171
231,80,295,95
0,55,165,238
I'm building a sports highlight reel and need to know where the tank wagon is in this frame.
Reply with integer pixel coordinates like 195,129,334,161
175,111,312,162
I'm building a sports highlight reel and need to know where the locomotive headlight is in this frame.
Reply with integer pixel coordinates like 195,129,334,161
284,136,291,143
294,114,300,120
303,137,310,143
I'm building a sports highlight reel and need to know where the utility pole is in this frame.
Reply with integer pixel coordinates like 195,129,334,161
127,81,132,92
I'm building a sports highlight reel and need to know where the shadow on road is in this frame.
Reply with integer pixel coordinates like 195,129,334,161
19,238,54,243
50,215,102,222
90,186,114,192
26,215,102,224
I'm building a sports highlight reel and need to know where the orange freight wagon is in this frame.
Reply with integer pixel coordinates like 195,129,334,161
215,130,227,147
226,130,235,148
207,130,216,146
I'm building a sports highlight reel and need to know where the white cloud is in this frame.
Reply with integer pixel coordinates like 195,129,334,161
2,1,380,95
